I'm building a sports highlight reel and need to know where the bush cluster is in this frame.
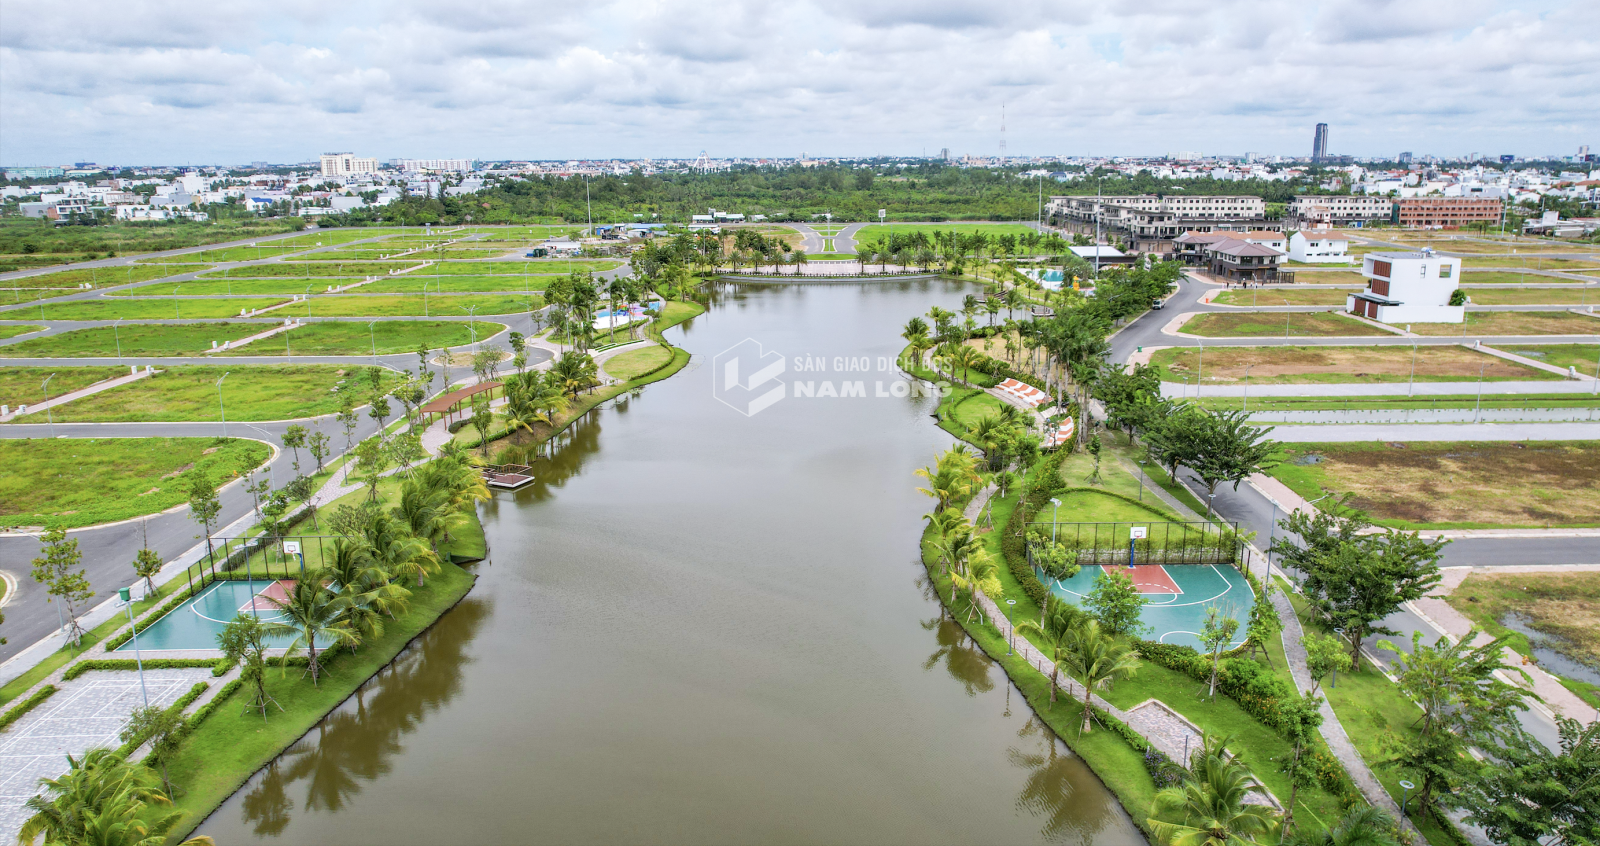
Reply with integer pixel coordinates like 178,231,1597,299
1002,450,1071,607
0,684,58,731
64,658,225,681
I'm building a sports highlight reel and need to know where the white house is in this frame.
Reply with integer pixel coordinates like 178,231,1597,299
1288,230,1351,264
1347,249,1463,324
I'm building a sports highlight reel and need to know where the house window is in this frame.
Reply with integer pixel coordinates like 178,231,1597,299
1439,265,1453,278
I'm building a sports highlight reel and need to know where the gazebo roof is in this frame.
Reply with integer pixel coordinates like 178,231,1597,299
421,380,502,414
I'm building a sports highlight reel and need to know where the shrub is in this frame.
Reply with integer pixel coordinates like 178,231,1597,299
184,678,245,732
0,684,58,731
65,658,224,680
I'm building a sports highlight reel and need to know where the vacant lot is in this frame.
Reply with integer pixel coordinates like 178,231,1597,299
1281,270,1368,285
1148,344,1557,384
33,296,288,320
1465,288,1600,305
297,293,539,317
1410,311,1600,336
1195,393,1600,412
1445,571,1600,681
1464,271,1598,285
361,275,557,294
1212,288,1356,307
429,260,620,275
1497,343,1600,373
108,278,357,297
0,322,269,358
0,436,271,529
0,324,44,340
203,261,423,277
232,320,505,356
1182,312,1389,337
39,364,397,423
3,263,211,289
1270,440,1600,528
1463,256,1599,269
0,365,132,410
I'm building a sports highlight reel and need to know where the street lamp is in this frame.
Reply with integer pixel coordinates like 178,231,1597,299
304,284,313,318
1283,298,1292,340
1137,460,1148,502
460,306,479,351
217,371,230,436
113,318,123,362
1408,336,1417,398
1474,362,1487,423
1049,497,1062,542
1196,340,1204,399
368,321,378,365
41,373,56,438
1243,364,1253,413
173,283,182,319
1399,779,1415,817
117,587,150,708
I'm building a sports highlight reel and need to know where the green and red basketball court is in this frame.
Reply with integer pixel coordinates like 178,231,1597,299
1041,563,1255,652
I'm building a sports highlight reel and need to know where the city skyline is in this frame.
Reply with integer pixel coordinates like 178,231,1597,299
2,0,1596,165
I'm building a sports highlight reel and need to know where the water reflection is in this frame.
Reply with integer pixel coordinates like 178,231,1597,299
234,596,489,833
1008,717,1122,844
922,615,996,696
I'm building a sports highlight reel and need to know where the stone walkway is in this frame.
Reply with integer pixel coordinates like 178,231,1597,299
0,667,216,843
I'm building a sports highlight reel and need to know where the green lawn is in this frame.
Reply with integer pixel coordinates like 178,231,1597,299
2,263,211,289
0,437,271,529
0,366,131,410
232,320,505,356
0,322,269,358
1463,271,1595,285
602,345,673,380
107,278,363,297
0,324,45,340
33,297,288,321
1147,344,1558,385
201,261,423,278
1183,312,1390,337
428,259,620,275
359,275,557,294
1410,311,1600,336
1279,271,1369,285
1212,288,1357,307
1195,393,1600,412
1463,256,1599,269
1497,343,1600,373
1465,288,1600,305
945,388,1010,430
0,218,299,267
297,293,539,317
270,229,411,247
39,364,399,423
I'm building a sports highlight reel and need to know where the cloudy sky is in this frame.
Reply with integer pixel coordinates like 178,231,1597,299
1,0,1596,165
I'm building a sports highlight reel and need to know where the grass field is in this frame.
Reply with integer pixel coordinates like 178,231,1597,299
39,364,398,423
1211,288,1357,307
232,320,505,356
1463,256,1600,269
0,219,299,267
1182,311,1390,337
180,245,307,263
602,344,673,380
1444,571,1600,697
1279,270,1369,285
359,275,557,294
270,229,411,247
0,365,131,410
0,437,271,529
853,222,1040,247
0,322,266,358
2,263,211,289
0,287,76,305
1409,311,1600,336
1462,271,1599,285
202,261,423,277
294,293,539,317
1497,343,1600,373
1270,440,1600,528
1148,344,1557,384
0,324,45,340
428,259,620,275
1194,393,1600,412
32,296,288,321
319,249,422,260
107,278,359,297
1465,287,1600,305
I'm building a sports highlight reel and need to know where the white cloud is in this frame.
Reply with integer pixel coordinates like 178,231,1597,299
0,0,1594,164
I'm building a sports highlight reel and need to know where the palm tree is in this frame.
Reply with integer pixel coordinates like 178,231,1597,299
263,571,356,685
1058,619,1141,735
1148,733,1281,846
21,749,215,846
365,510,436,592
1286,806,1397,846
394,478,457,569
550,351,599,398
1016,597,1088,706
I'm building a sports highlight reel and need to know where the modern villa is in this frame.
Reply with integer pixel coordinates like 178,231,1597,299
1346,248,1465,324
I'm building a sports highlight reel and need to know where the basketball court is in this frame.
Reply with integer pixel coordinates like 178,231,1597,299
1040,563,1254,652
115,578,300,652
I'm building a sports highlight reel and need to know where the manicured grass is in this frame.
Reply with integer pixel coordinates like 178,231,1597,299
429,259,621,275
854,222,1041,248
106,278,362,297
358,275,557,294
1466,287,1600,305
1409,310,1600,336
945,388,1010,430
1269,440,1600,529
0,322,266,359
1194,393,1600,412
201,261,423,277
0,365,131,410
32,296,288,321
602,344,673,380
3,263,211,289
0,436,271,529
650,300,707,337
296,293,540,317
0,323,45,340
231,320,505,356
184,245,305,263
1148,344,1558,385
44,364,399,423
1497,343,1600,373
1183,312,1390,337
1212,288,1357,307
1444,571,1600,677
0,218,299,266
162,559,477,842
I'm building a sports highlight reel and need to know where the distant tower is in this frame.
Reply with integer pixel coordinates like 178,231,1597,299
1000,103,1007,165
693,150,711,173
1312,123,1330,162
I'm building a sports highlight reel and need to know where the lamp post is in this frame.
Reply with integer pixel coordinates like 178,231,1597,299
1283,298,1292,340
1196,340,1203,399
117,587,150,708
173,283,182,319
1474,362,1487,423
1399,779,1415,817
217,371,230,436
460,306,479,352
1243,364,1253,413
1408,337,1417,397
113,318,123,362
1049,497,1062,542
1138,460,1148,502
42,373,56,438
304,284,313,318
368,321,378,365
1207,492,1217,520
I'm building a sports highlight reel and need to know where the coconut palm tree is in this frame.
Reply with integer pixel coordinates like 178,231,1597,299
951,549,1001,622
262,572,356,685
1016,597,1089,707
1058,618,1141,735
1148,732,1281,846
21,749,215,846
1286,806,1397,846
365,510,436,592
394,477,457,568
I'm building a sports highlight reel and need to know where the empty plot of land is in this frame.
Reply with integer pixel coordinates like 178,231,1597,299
360,275,557,294
0,437,272,529
0,322,266,358
1148,344,1558,384
1269,440,1600,529
32,297,288,320
1466,288,1600,305
1195,393,1600,412
0,366,130,410
1278,271,1368,285
1212,288,1356,307
1464,271,1599,285
37,364,397,423
1410,311,1600,336
428,260,620,275
271,229,410,247
3,263,211,289
204,261,422,277
1497,344,1600,373
231,320,505,356
182,245,307,263
0,324,44,340
1181,312,1389,337
108,278,355,297
299,293,539,317
1463,256,1599,269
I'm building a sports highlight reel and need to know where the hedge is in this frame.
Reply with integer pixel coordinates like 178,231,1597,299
65,658,229,681
1001,448,1071,608
116,681,208,758
0,684,57,732
184,678,245,733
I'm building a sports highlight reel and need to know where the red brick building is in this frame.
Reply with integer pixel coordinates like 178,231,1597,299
1394,197,1501,229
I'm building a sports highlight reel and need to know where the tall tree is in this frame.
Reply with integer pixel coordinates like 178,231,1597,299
262,572,356,685
185,470,222,559
219,613,282,722
1058,618,1141,735
1148,733,1281,846
1190,408,1279,505
31,527,94,645
1458,715,1600,846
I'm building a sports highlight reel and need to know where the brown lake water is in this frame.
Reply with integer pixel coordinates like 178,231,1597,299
197,279,1144,845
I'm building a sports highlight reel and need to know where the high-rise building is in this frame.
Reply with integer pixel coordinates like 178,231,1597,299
1399,152,1413,164
1312,123,1330,162
940,148,950,162
320,153,379,177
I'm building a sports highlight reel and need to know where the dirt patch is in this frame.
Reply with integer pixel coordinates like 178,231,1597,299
1183,312,1390,337
1149,345,1551,384
1280,441,1600,527
1410,311,1600,336
159,462,195,480
1446,572,1600,672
